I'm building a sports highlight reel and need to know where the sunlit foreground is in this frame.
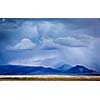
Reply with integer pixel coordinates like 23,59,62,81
0,75,100,80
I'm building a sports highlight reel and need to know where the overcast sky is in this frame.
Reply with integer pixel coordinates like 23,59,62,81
0,18,100,71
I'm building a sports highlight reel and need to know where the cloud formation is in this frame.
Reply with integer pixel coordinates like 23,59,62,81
55,37,88,47
7,38,36,50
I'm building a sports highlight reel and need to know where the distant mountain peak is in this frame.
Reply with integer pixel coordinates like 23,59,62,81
74,65,89,71
66,65,97,74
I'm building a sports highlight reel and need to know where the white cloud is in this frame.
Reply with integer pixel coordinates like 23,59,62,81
7,38,36,50
55,37,90,47
37,21,67,39
40,38,59,50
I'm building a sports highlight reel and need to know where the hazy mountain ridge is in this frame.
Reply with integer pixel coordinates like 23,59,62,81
65,65,97,75
0,64,98,75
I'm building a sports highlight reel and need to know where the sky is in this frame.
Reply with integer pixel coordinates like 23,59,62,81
0,18,100,71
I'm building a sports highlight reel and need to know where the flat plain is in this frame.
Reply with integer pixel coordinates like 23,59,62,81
0,75,100,81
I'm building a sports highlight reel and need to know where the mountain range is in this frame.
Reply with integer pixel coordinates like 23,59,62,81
0,64,98,75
